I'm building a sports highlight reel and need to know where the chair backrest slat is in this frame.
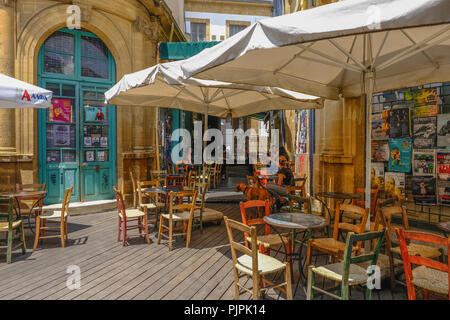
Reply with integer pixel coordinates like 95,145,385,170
334,203,369,240
239,200,271,236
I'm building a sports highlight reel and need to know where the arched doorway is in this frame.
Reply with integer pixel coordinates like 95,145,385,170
37,28,117,204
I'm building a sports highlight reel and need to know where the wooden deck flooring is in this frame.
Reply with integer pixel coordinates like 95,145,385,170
0,202,407,300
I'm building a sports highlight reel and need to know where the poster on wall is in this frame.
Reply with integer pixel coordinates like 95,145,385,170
371,113,384,140
97,150,108,162
295,153,309,178
413,149,436,176
413,116,436,148
382,110,390,138
437,150,450,181
49,99,72,123
388,138,412,173
85,150,95,162
385,172,406,201
389,107,410,138
84,105,107,122
437,113,450,148
371,141,389,162
412,176,436,205
437,180,450,205
414,88,438,117
371,162,385,191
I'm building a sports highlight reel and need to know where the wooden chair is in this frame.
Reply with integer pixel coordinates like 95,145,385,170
150,170,167,185
395,228,450,300
209,163,219,188
224,216,293,300
215,163,223,186
166,175,184,189
307,230,385,300
240,200,292,259
113,186,150,246
0,198,26,263
16,183,46,232
351,188,379,221
157,190,198,251
33,186,74,250
137,180,165,229
129,168,138,208
286,185,306,198
306,203,369,265
192,182,223,233
380,206,443,289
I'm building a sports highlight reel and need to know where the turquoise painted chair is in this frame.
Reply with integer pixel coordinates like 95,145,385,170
307,230,385,300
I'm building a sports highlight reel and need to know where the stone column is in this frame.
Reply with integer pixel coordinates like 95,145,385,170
322,99,343,155
0,1,16,154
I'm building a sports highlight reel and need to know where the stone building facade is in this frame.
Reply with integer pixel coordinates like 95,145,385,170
0,0,185,204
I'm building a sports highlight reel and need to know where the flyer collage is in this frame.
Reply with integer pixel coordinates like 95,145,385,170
371,86,450,205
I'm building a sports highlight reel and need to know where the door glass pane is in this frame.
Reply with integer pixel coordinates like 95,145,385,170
44,52,74,75
97,150,108,162
46,82,60,96
83,125,108,147
44,31,74,54
81,57,108,79
47,150,61,163
62,150,77,163
81,36,108,58
62,84,76,97
46,124,76,148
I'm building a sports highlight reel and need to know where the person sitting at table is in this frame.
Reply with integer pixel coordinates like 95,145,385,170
265,150,294,210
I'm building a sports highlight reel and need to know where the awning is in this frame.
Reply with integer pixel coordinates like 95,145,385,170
160,41,221,61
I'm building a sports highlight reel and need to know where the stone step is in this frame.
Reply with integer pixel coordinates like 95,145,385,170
43,199,116,216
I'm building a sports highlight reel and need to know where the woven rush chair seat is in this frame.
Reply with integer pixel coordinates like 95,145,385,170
140,202,165,209
119,209,146,219
39,210,68,219
236,252,286,276
163,207,223,222
411,265,449,295
312,262,369,285
0,220,22,230
199,207,223,222
309,238,359,256
357,254,403,280
391,243,442,259
246,233,290,249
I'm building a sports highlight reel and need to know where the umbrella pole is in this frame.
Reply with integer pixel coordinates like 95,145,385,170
364,72,375,231
203,106,209,186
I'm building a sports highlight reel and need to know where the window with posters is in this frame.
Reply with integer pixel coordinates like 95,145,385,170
371,82,450,223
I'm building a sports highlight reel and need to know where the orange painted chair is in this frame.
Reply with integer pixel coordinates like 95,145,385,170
352,188,379,220
239,200,292,260
395,228,450,300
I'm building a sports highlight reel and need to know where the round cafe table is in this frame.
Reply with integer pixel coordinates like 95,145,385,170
264,212,328,295
0,190,47,233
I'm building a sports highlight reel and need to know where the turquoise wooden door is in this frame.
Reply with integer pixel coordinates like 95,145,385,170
38,28,116,204
80,86,116,201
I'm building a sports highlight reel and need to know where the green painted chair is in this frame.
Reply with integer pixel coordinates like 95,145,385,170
0,198,26,263
307,230,385,300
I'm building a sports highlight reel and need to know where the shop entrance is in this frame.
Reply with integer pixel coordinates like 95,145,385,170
37,28,116,204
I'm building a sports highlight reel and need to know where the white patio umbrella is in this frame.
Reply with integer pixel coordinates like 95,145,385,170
105,60,323,118
105,60,323,181
0,73,52,108
179,0,450,218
